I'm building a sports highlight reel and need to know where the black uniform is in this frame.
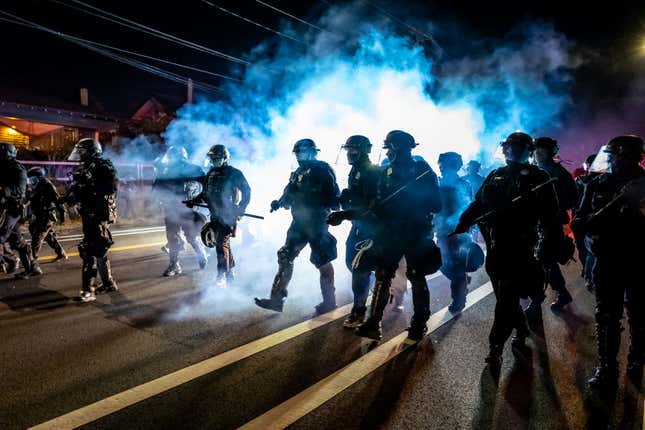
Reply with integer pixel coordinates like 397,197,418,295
436,175,473,312
456,161,561,356
573,171,599,290
339,158,381,315
197,164,250,278
363,157,442,336
28,176,66,262
65,157,119,292
573,166,645,385
154,160,208,271
270,160,340,303
0,158,33,275
533,160,578,307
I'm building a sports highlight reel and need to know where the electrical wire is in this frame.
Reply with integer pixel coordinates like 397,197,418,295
0,12,223,94
50,0,252,66
199,0,307,46
255,0,329,33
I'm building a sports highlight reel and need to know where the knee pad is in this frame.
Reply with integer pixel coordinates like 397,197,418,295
277,246,294,267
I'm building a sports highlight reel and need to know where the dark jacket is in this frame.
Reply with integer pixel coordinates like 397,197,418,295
539,161,578,223
0,159,27,217
29,178,64,221
279,160,340,222
198,164,251,227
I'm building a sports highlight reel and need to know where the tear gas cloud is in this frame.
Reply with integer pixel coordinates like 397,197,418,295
137,2,577,318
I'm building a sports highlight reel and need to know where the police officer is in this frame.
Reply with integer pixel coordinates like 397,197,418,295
453,132,563,367
462,160,485,194
436,152,474,313
154,145,208,277
0,142,36,279
255,138,340,314
572,135,645,389
189,144,250,286
356,130,442,342
27,166,67,267
573,154,599,291
64,138,119,302
531,137,579,312
327,135,381,328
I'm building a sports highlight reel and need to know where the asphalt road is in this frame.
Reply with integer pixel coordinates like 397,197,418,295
0,227,641,430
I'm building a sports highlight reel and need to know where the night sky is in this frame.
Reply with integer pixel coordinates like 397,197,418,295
1,0,645,117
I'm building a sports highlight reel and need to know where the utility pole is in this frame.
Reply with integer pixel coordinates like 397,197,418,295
187,78,194,104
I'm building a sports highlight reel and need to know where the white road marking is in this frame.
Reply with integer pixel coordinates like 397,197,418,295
238,282,494,430
58,226,166,243
27,272,447,430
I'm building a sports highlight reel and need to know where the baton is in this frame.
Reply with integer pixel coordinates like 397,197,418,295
181,201,265,220
447,177,558,237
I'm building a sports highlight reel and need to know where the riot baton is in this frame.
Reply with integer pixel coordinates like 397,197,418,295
448,177,558,237
181,200,265,220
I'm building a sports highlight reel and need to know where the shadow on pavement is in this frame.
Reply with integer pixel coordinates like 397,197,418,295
471,367,500,429
0,277,70,311
360,339,434,429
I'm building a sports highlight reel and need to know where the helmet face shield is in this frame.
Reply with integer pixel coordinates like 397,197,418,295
27,176,39,187
589,145,610,173
68,146,81,161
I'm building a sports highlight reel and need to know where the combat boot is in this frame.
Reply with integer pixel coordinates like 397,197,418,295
588,322,620,391
254,297,284,312
95,257,118,293
485,344,504,368
356,318,382,340
343,306,366,329
163,262,182,277
406,323,428,342
316,262,336,315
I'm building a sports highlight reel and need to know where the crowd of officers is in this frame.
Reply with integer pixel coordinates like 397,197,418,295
0,127,643,394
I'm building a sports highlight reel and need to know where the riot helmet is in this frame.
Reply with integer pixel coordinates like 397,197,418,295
69,138,102,162
382,130,416,163
465,160,481,175
292,138,319,163
340,135,371,165
0,142,17,161
207,144,230,168
533,136,559,167
500,132,534,163
438,152,463,177
27,166,46,186
592,135,645,173
161,145,188,165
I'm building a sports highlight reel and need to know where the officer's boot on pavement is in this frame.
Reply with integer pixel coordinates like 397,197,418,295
406,276,430,341
254,261,292,312
356,275,391,340
485,344,504,368
14,247,34,279
343,306,366,329
30,261,43,276
78,264,97,302
588,323,620,391
315,262,337,315
96,257,118,293
163,259,182,277
448,277,468,314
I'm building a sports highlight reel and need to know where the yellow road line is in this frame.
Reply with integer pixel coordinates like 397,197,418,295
28,271,445,430
239,282,494,430
37,242,166,261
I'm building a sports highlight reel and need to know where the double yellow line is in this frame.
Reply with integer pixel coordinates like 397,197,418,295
37,242,166,261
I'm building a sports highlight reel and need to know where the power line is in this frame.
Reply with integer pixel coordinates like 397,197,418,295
359,0,442,54
255,0,329,34
0,12,222,94
199,0,307,46
50,0,252,66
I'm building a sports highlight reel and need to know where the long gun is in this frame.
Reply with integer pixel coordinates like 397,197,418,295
448,177,558,237
181,200,265,220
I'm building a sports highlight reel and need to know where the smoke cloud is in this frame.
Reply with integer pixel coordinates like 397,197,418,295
150,2,579,318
